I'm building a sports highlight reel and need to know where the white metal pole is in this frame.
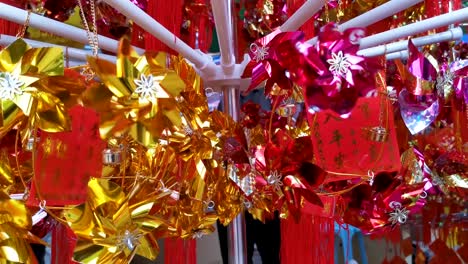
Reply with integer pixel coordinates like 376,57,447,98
0,3,143,54
306,0,424,44
101,0,218,77
279,0,327,32
212,0,247,263
223,87,247,264
0,34,117,62
385,50,409,60
211,0,236,74
358,27,463,57
359,7,468,49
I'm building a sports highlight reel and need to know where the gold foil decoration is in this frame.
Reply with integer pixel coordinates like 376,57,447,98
85,38,186,146
65,178,165,263
0,150,14,188
0,39,84,144
401,147,424,184
0,191,43,263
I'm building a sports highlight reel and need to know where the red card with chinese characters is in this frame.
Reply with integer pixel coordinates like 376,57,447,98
310,98,401,178
30,105,105,206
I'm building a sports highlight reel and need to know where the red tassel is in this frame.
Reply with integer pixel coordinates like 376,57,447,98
195,11,212,52
145,0,184,53
452,0,462,11
52,223,79,264
131,24,146,48
0,0,21,37
0,19,20,36
280,198,335,264
164,238,196,264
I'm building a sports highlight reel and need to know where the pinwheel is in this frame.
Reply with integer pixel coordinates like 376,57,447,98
242,30,302,98
251,129,326,221
297,23,381,116
0,39,83,143
65,178,168,263
84,38,186,146
0,191,44,263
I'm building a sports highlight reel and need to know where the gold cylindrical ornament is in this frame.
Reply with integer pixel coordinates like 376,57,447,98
25,137,39,152
102,148,122,166
365,126,389,142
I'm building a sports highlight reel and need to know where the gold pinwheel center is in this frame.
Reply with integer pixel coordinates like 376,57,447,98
192,230,205,239
134,74,163,100
117,229,143,251
183,125,194,136
0,72,24,100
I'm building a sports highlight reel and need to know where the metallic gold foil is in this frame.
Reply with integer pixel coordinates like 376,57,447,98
0,39,78,143
86,38,186,147
0,191,41,264
65,178,163,263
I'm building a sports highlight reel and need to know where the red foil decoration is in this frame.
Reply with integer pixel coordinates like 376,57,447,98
180,0,214,52
299,24,380,116
43,0,77,22
255,129,326,220
30,105,105,206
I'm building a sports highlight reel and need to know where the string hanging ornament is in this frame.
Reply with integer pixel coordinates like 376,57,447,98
77,0,99,81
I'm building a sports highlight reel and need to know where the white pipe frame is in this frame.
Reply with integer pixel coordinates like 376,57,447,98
358,27,463,57
306,0,424,45
385,50,409,60
359,7,468,49
0,3,143,54
0,34,117,63
279,0,327,32
211,0,236,74
101,0,218,78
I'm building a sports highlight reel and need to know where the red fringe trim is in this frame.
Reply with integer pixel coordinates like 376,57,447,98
280,214,334,264
145,0,184,53
0,0,22,37
164,238,196,264
0,19,20,36
281,197,336,264
52,223,79,264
